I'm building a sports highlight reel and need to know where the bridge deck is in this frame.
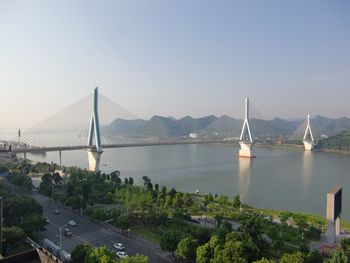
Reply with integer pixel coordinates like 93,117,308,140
12,140,239,153
12,139,300,153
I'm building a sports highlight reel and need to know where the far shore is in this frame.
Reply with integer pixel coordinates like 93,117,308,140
257,142,350,156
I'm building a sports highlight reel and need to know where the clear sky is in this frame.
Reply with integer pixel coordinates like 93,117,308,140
1,0,349,129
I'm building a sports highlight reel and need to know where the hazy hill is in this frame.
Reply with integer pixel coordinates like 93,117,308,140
310,116,350,136
178,115,218,134
107,115,350,140
108,118,147,138
200,115,243,136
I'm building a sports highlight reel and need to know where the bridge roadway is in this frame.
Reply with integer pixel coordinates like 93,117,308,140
12,140,241,153
12,139,301,154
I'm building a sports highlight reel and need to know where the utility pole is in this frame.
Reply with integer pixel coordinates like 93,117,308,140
59,224,67,248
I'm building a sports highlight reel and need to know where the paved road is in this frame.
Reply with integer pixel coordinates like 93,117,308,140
3,180,172,262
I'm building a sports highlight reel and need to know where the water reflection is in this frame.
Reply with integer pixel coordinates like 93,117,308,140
238,158,253,202
302,151,313,192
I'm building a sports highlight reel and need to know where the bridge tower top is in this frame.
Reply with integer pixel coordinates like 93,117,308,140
303,114,314,143
303,114,314,151
239,97,253,143
87,87,102,152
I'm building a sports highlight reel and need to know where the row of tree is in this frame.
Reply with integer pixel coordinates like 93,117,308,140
23,160,349,262
70,244,149,263
0,181,45,256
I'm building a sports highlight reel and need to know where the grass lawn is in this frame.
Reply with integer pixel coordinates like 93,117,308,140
131,225,162,245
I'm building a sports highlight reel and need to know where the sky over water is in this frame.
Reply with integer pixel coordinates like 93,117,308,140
0,0,349,130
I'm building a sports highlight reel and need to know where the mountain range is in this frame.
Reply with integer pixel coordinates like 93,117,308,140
107,115,350,140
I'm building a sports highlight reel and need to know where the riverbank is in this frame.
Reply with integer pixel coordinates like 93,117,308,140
256,142,305,151
258,141,350,155
5,159,350,261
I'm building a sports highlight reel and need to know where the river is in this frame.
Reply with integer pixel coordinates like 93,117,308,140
22,144,350,220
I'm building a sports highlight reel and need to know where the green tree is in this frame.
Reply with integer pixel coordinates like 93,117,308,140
239,215,268,262
204,195,210,206
110,171,122,188
85,246,117,263
120,255,149,263
116,216,131,235
211,241,247,263
53,172,63,185
169,188,177,198
71,244,93,263
105,192,114,204
7,173,32,191
233,195,241,209
165,195,172,208
4,196,44,234
330,238,350,263
39,173,53,197
218,196,228,207
306,250,323,263
154,183,159,192
142,176,151,188
175,237,198,262
214,213,223,228
196,243,211,263
280,252,305,263
209,235,222,250
253,258,275,263
3,226,25,245
161,186,167,198
160,229,181,255
173,193,184,208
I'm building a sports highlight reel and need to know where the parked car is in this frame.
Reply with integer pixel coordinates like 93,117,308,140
113,243,124,250
67,220,76,227
44,217,50,224
63,228,72,236
116,251,128,259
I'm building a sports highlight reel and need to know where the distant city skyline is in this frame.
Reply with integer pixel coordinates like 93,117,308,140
0,0,350,129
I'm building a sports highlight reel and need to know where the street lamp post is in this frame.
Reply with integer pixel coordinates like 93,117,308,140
59,224,67,248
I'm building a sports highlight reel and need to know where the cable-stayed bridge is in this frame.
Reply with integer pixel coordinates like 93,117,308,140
9,88,315,171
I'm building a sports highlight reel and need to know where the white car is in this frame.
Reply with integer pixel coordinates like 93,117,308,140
116,251,128,259
67,220,77,226
113,243,124,250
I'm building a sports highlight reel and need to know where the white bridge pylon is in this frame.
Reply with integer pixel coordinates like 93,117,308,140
239,98,256,158
87,87,103,171
303,114,314,151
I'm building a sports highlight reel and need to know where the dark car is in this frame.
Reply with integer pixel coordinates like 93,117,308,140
53,208,60,215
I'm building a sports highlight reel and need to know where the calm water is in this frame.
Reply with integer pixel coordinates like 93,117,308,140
24,145,350,220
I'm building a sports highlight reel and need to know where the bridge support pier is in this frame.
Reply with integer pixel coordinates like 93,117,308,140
239,142,255,158
303,114,314,151
303,140,313,151
86,87,103,172
59,150,62,167
238,98,255,158
87,149,102,172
